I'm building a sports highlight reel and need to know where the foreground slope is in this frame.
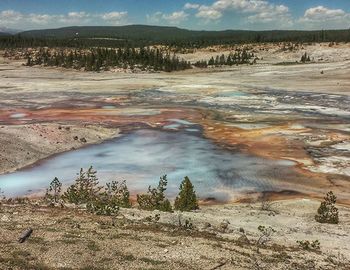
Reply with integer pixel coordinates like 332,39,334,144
0,200,349,269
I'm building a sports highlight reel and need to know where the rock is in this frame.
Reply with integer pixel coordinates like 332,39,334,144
73,136,78,140
220,220,230,231
163,249,169,253
18,228,33,243
1,215,10,222
80,137,87,143
203,222,212,229
237,234,250,245
71,223,81,229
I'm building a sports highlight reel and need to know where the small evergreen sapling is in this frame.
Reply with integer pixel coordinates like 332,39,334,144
62,166,102,204
137,175,172,212
174,176,199,211
297,240,321,251
86,180,131,216
45,177,62,203
105,180,131,208
315,191,339,224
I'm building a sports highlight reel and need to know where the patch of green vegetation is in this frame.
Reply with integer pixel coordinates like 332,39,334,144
60,238,80,245
45,227,59,232
274,61,300,66
3,252,49,270
12,250,31,258
63,232,81,239
140,257,165,265
87,240,101,252
137,175,172,212
297,240,321,251
114,251,136,261
28,236,47,245
79,266,105,270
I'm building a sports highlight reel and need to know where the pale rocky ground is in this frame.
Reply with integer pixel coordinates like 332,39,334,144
0,43,349,269
0,124,119,174
0,200,349,270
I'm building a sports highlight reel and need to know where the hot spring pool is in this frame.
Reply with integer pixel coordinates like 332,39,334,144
0,129,298,201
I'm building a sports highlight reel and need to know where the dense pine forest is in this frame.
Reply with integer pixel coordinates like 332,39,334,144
194,50,255,68
25,47,192,72
1,26,350,49
23,47,254,72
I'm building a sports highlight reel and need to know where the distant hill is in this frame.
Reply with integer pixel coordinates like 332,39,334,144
18,25,350,44
19,25,194,40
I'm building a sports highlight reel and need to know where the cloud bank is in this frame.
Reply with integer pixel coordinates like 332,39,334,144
0,1,349,30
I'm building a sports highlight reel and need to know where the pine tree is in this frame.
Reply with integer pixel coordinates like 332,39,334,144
62,166,102,204
45,177,62,203
174,176,199,211
315,191,339,224
137,175,172,212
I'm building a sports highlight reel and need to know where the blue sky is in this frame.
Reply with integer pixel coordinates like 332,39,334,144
0,0,349,30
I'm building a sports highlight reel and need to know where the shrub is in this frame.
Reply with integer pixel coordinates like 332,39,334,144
87,199,120,216
257,225,276,252
258,193,274,212
86,180,131,216
174,176,199,211
44,177,62,203
104,180,131,208
62,166,102,204
315,191,339,224
137,175,172,212
177,214,194,230
297,240,321,251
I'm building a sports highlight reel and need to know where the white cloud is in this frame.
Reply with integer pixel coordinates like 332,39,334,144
163,11,188,24
184,3,200,9
196,6,223,20
192,0,292,25
0,10,128,29
301,6,348,22
147,11,188,25
297,6,350,29
0,10,23,25
101,12,128,25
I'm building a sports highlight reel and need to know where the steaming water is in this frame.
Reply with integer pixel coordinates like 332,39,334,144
0,129,297,200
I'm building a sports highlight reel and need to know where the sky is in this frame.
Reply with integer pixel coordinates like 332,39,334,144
0,0,349,31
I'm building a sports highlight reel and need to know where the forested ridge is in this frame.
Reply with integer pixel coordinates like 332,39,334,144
1,25,350,49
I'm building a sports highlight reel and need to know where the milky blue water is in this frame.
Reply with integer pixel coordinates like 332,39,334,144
0,129,296,201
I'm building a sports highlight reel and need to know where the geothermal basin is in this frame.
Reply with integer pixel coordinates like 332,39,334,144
0,129,302,200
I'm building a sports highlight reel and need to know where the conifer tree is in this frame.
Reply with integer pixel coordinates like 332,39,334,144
63,166,102,204
174,176,199,211
315,191,339,224
137,175,172,212
45,177,62,203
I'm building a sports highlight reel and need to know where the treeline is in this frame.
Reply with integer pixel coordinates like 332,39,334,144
0,35,138,49
194,50,255,68
1,27,350,49
26,47,192,72
44,166,199,215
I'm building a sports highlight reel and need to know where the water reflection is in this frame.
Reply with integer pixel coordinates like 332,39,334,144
0,129,297,201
